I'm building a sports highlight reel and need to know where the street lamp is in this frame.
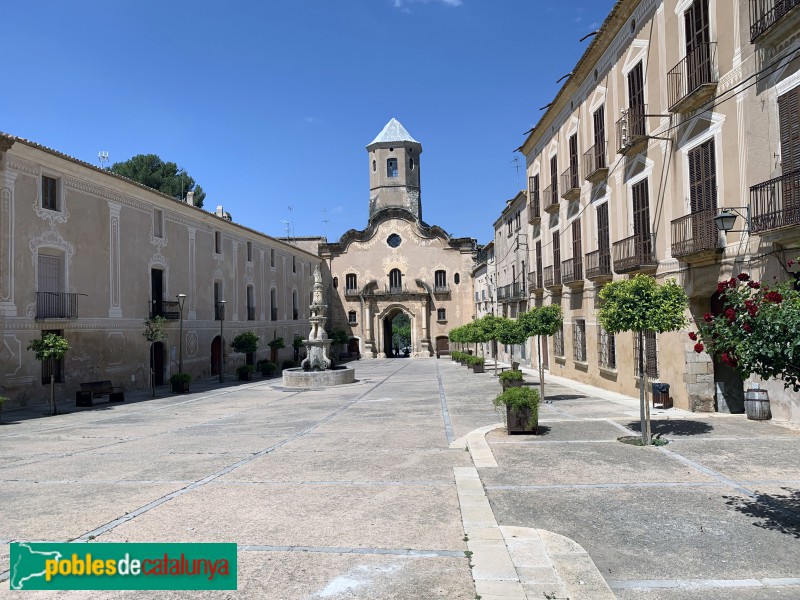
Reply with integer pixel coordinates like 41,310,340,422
218,300,226,384
713,207,751,234
176,293,186,374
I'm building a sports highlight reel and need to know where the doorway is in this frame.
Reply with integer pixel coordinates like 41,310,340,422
151,341,165,386
382,309,411,357
211,335,222,376
348,337,360,357
710,292,744,413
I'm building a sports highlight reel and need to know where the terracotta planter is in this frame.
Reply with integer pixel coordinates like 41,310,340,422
506,405,537,435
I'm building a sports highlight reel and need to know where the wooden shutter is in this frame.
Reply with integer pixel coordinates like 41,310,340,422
628,62,645,112
553,231,561,280
536,240,542,287
569,134,579,187
593,106,606,169
632,179,652,261
550,155,558,197
689,139,717,213
38,254,62,292
779,87,800,211
597,203,610,255
572,218,582,261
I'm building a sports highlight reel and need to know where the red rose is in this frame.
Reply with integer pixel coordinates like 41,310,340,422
725,308,736,321
747,281,760,289
729,278,738,288
704,313,714,323
789,259,795,267
743,323,753,333
765,291,783,304
689,331,698,341
721,352,738,367
737,273,750,281
694,343,704,354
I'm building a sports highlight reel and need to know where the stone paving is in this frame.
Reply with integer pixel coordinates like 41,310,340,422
0,357,799,599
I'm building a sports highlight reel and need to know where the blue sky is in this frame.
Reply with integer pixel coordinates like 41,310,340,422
3,0,614,245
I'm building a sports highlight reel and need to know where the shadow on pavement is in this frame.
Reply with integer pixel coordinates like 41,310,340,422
626,419,714,436
545,394,586,401
724,488,800,538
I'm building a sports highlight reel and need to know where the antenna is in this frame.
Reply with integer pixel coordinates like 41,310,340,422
98,151,109,169
322,208,329,236
281,220,291,238
510,156,522,189
287,206,295,237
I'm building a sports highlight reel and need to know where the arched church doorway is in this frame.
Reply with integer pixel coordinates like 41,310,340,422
211,336,222,376
383,309,411,357
711,292,744,413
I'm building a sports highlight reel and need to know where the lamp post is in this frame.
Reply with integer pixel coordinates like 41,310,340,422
176,294,186,374
218,300,226,384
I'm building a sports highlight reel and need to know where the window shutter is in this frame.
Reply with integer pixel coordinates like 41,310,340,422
778,87,800,176
38,254,62,293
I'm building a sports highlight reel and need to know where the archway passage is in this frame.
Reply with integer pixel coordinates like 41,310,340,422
151,341,165,386
711,292,744,413
211,336,222,376
348,337,360,357
383,309,411,357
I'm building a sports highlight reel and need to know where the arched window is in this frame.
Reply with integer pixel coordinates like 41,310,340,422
389,269,402,292
387,158,398,178
270,288,278,321
348,310,357,324
246,285,255,321
292,290,298,320
37,249,67,318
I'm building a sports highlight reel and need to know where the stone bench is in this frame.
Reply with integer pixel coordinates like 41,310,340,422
76,380,124,407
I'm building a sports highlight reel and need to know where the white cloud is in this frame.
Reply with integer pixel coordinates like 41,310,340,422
393,0,463,9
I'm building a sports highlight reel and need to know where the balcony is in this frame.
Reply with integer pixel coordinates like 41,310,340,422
667,42,718,113
528,271,543,294
247,306,256,321
36,292,80,319
583,142,608,184
560,166,580,201
616,105,648,155
543,265,562,290
671,208,722,262
433,285,451,294
585,249,612,282
528,190,541,224
750,169,800,235
344,287,359,297
612,233,657,273
151,300,180,320
750,0,800,43
543,183,560,213
270,307,278,321
561,257,584,288
386,285,407,295
510,282,526,300
497,284,510,302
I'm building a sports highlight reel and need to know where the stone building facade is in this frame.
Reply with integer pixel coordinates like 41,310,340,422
0,133,318,408
319,119,477,358
513,0,800,420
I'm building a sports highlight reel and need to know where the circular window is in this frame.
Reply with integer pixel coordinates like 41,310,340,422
454,273,460,285
630,19,636,34
387,234,402,248
389,147,394,152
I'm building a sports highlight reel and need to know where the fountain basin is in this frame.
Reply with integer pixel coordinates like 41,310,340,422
282,365,355,388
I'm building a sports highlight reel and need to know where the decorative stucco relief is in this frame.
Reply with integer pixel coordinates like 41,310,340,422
1,335,22,377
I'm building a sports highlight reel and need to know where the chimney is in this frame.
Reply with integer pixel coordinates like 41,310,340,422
216,205,224,218
186,191,194,205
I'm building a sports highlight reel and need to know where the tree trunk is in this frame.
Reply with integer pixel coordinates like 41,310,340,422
50,372,57,416
538,335,545,404
151,343,155,398
638,330,651,445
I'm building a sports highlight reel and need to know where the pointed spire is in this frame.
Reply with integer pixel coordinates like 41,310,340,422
368,118,419,146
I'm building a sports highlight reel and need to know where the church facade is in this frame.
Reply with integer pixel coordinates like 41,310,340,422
318,119,477,358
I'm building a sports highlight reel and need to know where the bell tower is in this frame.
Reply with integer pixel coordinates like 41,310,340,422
367,118,422,222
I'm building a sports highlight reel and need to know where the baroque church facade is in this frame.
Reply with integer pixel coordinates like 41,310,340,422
318,119,477,358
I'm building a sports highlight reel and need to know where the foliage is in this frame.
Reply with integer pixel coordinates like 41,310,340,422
257,360,276,375
109,154,206,208
463,354,484,366
268,337,285,349
27,333,70,362
499,369,523,383
391,313,411,348
281,359,297,369
692,267,800,391
237,364,256,375
169,373,191,384
495,317,527,346
292,335,306,349
231,331,259,354
494,387,540,429
598,275,688,334
329,330,349,347
518,305,563,337
143,316,168,343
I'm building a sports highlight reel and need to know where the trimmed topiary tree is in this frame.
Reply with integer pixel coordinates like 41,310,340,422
231,331,259,365
27,333,70,415
518,304,563,408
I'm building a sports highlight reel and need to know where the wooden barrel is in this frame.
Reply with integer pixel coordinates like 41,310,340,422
744,385,771,420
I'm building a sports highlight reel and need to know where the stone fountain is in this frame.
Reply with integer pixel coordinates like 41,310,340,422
282,265,355,387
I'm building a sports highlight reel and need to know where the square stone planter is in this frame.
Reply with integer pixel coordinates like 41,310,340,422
471,363,485,373
171,381,190,394
506,405,537,435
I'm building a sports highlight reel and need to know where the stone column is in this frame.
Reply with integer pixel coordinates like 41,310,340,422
0,167,17,316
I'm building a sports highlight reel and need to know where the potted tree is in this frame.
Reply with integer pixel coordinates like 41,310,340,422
231,331,259,366
468,355,486,374
237,364,256,381
330,329,349,360
496,317,527,371
257,360,276,378
499,369,523,390
518,305,563,409
268,337,285,365
495,387,540,434
27,333,70,416
143,316,167,398
292,335,305,362
170,372,191,394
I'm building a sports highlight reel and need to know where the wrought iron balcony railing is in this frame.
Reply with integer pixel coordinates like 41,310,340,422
151,300,180,320
561,165,580,200
616,104,648,155
528,271,543,293
433,285,451,294
671,208,722,259
583,142,607,183
543,183,560,213
36,292,80,319
344,287,359,296
561,257,584,287
750,0,800,42
543,265,562,289
528,189,541,223
750,169,800,234
497,284,510,301
667,42,718,113
612,233,657,273
585,249,612,281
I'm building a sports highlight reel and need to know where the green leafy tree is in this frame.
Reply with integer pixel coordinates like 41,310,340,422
598,275,688,444
692,267,800,391
518,305,563,404
329,330,349,357
143,316,167,398
496,317,527,367
392,313,411,353
231,331,259,365
110,154,206,208
476,314,502,374
27,333,70,415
